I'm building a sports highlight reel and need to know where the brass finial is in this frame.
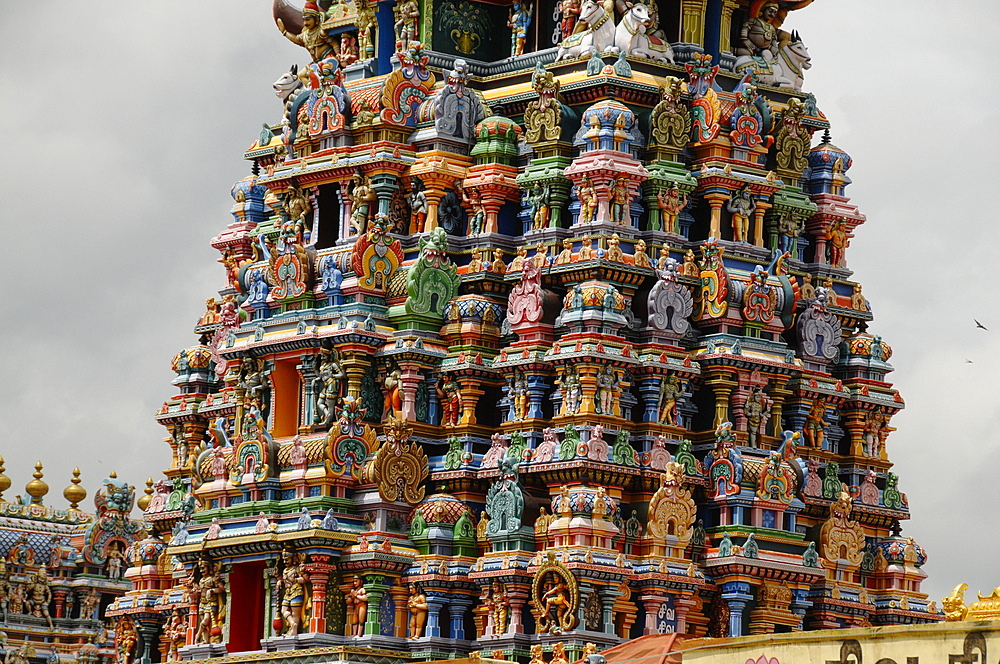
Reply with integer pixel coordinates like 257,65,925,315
109,471,118,479
64,467,87,510
0,456,11,501
137,477,154,512
25,461,49,505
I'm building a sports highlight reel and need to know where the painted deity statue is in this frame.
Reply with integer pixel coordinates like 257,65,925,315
657,185,687,234
313,348,344,428
508,3,533,56
276,549,308,636
394,0,420,53
575,176,597,224
488,581,510,635
727,184,755,243
658,374,683,426
407,584,428,639
28,568,54,630
346,576,368,637
559,0,581,39
192,559,226,644
736,2,780,61
276,2,339,63
609,177,631,225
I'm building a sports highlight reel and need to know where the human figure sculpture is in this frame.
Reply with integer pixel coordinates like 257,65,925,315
80,587,100,620
167,613,186,661
28,568,54,630
468,248,485,272
529,183,551,231
743,386,768,447
489,581,511,635
437,376,462,427
555,239,573,265
576,176,597,224
596,366,618,416
508,3,533,57
394,0,420,53
828,218,849,267
346,576,368,637
277,549,308,636
778,211,801,255
105,543,124,580
407,584,428,639
609,177,631,225
541,573,571,633
578,237,593,260
559,368,582,415
735,2,780,61
658,374,682,426
804,399,826,449
606,233,624,262
657,185,688,234
355,0,377,58
680,248,700,277
409,178,428,234
383,368,402,419
727,184,755,243
462,186,486,235
192,559,226,644
313,348,345,428
559,0,582,39
512,372,530,421
350,170,376,235
276,3,340,63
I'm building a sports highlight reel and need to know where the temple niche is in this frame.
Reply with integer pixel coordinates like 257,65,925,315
109,0,935,662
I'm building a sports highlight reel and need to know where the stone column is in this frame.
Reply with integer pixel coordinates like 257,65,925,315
638,377,661,423
752,198,772,248
681,0,709,45
136,619,162,664
398,363,424,422
674,594,698,634
426,595,445,637
371,173,399,218
306,555,333,633
455,375,485,425
719,0,739,54
704,192,728,239
721,581,753,638
448,598,473,640
363,576,390,636
338,178,354,241
704,372,737,428
342,351,371,399
639,594,662,635
390,584,409,638
600,588,616,635
507,585,531,634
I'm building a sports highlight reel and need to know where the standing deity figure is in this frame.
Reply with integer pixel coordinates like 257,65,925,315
394,0,420,53
489,581,511,635
828,218,849,267
355,0,377,58
778,211,802,255
508,245,528,272
346,576,368,637
657,185,688,234
383,367,402,419
727,184,755,243
28,568,54,630
276,549,308,636
313,348,345,428
105,544,124,580
743,386,769,447
555,239,574,265
658,374,683,426
80,587,100,620
575,176,597,224
167,612,186,661
735,2,780,61
596,366,618,416
407,584,428,639
609,177,632,225
803,399,827,449
462,186,486,235
349,170,376,235
530,183,551,231
437,376,462,427
276,2,340,63
409,178,429,234
559,368,582,415
559,0,581,40
192,559,226,644
508,3,533,57
633,239,651,267
512,372,530,420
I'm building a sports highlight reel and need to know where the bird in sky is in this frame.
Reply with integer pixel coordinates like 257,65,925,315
975,319,988,330
965,359,974,364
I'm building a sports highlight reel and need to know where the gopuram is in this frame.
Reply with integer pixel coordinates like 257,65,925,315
108,0,936,662
0,460,145,664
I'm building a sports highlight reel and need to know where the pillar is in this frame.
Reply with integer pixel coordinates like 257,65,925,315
398,363,424,421
681,0,709,44
704,372,737,428
137,619,162,664
455,375,485,425
640,594,662,635
338,177,354,241
507,585,531,634
525,371,551,420
390,584,409,638
342,351,371,399
306,555,333,633
449,598,473,639
704,192,727,239
371,172,399,218
639,377,661,423
577,365,600,415
752,198,772,248
675,594,698,635
426,595,445,637
601,588,615,635
719,0,739,53
721,581,752,638
364,576,390,636
790,588,812,630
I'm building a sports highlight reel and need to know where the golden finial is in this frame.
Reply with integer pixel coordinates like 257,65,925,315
137,477,154,512
25,461,49,505
63,467,87,510
109,471,118,479
0,456,11,501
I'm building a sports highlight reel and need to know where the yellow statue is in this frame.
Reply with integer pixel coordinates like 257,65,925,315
276,4,340,63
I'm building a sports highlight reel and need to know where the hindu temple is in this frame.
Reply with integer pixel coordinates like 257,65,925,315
0,460,145,664
105,0,937,662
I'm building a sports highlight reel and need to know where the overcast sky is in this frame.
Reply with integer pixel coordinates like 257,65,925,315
1,1,996,607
